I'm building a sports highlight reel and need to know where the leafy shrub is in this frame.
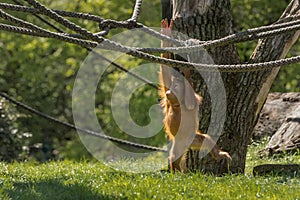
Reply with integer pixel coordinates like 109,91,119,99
0,97,31,161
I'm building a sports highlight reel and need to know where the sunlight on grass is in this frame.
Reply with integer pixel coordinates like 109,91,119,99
245,138,300,175
0,140,299,200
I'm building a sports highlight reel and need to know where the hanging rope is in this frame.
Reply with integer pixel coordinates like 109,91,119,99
87,49,158,89
0,3,181,45
12,0,63,32
1,0,300,153
0,92,167,152
4,0,296,72
1,1,300,73
1,20,300,73
1,13,300,73
138,21,300,53
0,22,97,48
2,2,299,55
0,3,104,22
130,0,143,22
1,1,300,48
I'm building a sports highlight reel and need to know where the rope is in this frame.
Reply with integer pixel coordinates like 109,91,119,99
0,9,53,34
130,0,143,22
0,3,104,22
99,19,184,46
24,0,102,42
3,3,156,88
0,92,167,152
20,0,300,72
1,2,300,72
87,49,158,90
0,9,155,88
1,20,300,73
1,22,300,73
0,0,299,154
25,0,163,52
89,39,300,72
0,22,157,89
2,1,300,48
138,20,300,54
11,0,63,32
0,3,182,45
140,53,300,72
0,21,97,49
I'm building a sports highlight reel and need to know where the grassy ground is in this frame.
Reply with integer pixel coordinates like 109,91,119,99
0,140,299,200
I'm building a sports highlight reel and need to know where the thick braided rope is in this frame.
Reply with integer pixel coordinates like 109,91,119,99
0,8,156,89
0,3,104,22
2,2,300,72
0,11,98,48
1,21,300,73
0,92,167,152
130,0,143,22
21,0,190,71
12,0,63,32
2,2,300,48
105,39,300,72
0,3,183,45
24,0,103,42
24,0,167,53
22,0,162,66
0,9,76,39
0,23,46,37
0,22,157,89
0,9,52,34
24,0,166,48
139,22,300,54
140,53,300,72
1,18,300,73
277,14,300,24
197,22,300,50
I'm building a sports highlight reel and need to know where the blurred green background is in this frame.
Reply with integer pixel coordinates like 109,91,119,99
0,0,298,162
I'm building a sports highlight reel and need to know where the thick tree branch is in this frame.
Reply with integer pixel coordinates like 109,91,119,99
250,0,300,124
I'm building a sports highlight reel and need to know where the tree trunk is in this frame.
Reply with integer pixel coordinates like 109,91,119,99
170,0,300,174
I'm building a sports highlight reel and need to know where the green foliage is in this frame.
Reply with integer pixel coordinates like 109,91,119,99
231,0,300,92
0,0,143,161
0,141,299,199
0,98,30,161
246,137,300,174
0,0,299,163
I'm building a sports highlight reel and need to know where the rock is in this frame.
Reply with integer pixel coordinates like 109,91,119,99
253,92,300,140
259,103,300,156
253,92,300,156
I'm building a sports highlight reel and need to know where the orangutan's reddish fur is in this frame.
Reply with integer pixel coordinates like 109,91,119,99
160,19,231,172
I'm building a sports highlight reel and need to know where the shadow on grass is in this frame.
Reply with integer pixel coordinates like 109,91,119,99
5,178,126,200
253,164,300,177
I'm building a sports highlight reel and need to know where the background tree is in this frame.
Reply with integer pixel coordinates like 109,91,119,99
0,98,30,161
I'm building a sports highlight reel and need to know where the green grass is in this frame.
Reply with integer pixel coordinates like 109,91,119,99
0,140,299,200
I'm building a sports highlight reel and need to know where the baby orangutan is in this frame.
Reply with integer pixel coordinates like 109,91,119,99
162,74,232,172
160,18,231,172
163,74,231,171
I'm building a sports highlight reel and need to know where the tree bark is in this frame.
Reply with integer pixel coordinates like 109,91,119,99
170,0,300,174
